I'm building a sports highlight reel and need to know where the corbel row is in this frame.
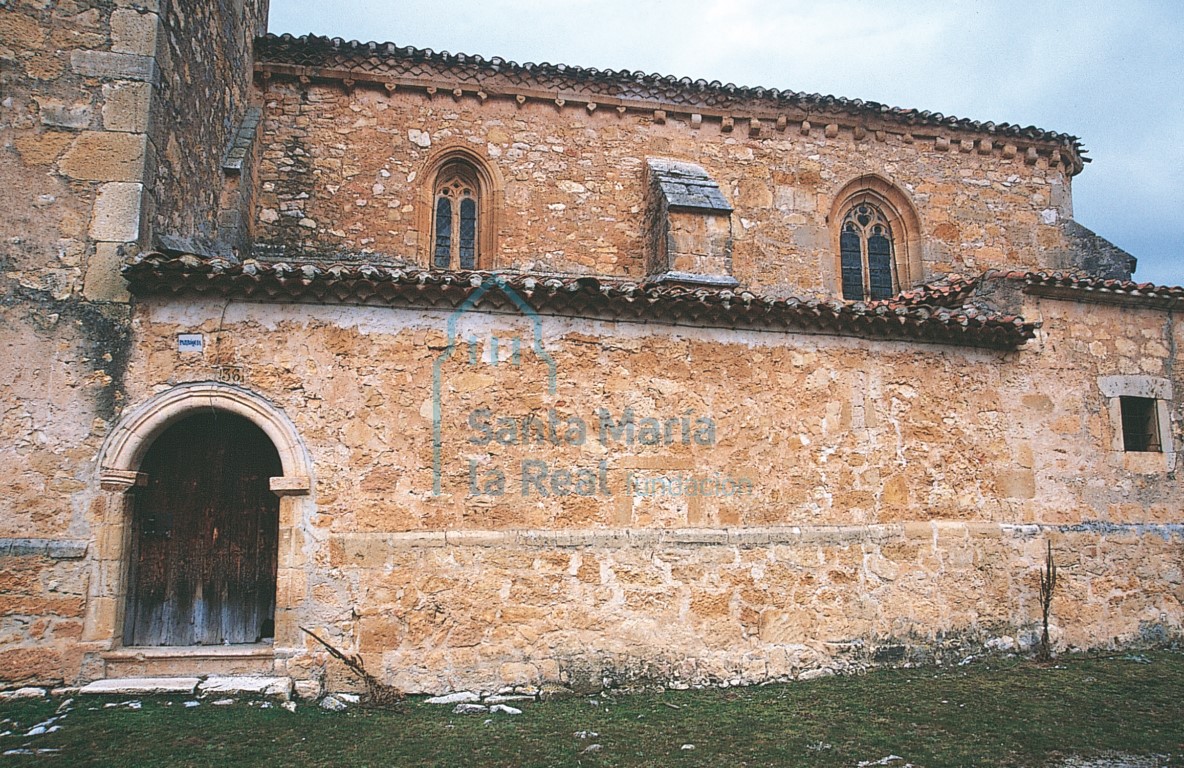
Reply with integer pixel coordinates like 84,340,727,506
255,64,1084,174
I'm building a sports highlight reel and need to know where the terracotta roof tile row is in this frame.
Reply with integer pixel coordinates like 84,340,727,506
123,252,1036,349
879,276,981,309
255,34,1083,155
989,270,1184,307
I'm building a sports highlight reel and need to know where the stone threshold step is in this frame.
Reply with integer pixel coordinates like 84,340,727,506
79,676,293,698
102,644,275,660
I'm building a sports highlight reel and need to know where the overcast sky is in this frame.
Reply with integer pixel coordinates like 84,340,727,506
268,0,1183,286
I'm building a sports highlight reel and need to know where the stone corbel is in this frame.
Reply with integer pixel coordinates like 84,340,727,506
270,476,311,497
99,469,148,492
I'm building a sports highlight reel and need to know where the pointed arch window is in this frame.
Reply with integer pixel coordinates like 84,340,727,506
840,202,897,301
432,162,480,270
830,176,922,302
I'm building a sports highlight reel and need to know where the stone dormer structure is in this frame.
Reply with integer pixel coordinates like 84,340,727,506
643,158,737,287
0,11,1178,697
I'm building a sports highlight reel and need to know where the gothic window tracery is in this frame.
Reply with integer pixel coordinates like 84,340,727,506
840,202,896,301
432,163,480,270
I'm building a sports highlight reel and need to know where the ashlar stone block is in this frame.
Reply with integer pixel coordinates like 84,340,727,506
198,676,293,699
89,182,143,242
82,242,131,303
102,82,153,133
79,677,200,695
110,9,160,56
59,131,147,182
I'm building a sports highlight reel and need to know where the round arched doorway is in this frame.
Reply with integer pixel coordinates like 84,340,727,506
123,411,282,646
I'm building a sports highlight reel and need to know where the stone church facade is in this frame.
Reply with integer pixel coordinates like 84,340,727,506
1,0,1181,694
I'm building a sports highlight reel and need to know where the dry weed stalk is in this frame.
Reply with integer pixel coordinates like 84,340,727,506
1037,541,1058,662
301,626,404,708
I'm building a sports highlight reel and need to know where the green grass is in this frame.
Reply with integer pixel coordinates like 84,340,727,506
1,651,1182,767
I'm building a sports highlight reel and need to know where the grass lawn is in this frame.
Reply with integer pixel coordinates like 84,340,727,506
1,650,1181,767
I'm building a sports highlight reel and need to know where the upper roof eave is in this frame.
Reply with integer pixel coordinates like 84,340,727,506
254,33,1087,167
989,270,1184,308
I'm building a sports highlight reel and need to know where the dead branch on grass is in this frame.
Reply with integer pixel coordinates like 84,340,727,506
1037,541,1058,662
301,626,404,708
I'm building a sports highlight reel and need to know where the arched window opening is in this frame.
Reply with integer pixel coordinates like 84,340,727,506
830,175,922,302
417,146,502,270
840,202,896,301
432,162,480,270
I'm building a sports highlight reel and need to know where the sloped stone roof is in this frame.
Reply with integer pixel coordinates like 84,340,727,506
647,159,732,213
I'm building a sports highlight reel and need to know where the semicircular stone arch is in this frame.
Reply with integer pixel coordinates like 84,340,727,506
828,174,924,296
86,382,313,656
98,381,313,487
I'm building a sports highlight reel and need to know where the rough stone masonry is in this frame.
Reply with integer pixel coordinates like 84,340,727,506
0,3,1179,695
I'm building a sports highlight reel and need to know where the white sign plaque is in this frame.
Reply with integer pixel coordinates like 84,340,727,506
177,333,204,353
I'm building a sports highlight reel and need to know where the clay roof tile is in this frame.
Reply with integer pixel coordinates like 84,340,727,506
132,252,1184,348
255,33,1084,154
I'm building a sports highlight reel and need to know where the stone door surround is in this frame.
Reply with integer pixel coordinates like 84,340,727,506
84,382,313,662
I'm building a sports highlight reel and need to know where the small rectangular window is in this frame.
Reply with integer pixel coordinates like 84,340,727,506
1120,396,1161,452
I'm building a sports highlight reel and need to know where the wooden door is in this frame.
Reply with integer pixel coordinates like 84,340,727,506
124,412,282,646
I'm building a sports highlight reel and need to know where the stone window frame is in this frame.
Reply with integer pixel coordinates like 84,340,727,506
432,164,480,269
828,174,923,301
416,144,503,271
1098,375,1176,470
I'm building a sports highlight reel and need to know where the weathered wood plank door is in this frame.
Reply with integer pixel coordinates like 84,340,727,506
124,412,281,646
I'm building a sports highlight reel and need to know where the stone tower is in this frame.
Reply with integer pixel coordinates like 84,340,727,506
0,0,268,683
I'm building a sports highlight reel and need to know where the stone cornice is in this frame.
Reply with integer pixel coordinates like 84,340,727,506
253,34,1087,175
327,521,1184,555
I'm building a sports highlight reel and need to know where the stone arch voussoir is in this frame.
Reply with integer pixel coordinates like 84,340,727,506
98,381,313,491
85,381,313,655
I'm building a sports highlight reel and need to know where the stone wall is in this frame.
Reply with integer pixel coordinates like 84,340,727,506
2,0,144,685
151,0,268,250
124,293,1184,531
331,523,1181,693
1,0,268,292
1,3,1175,691
254,80,1078,297
0,545,89,685
3,0,140,301
90,287,1183,691
0,0,264,685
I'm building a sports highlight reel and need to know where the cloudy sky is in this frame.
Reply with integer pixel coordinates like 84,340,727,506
268,0,1183,285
